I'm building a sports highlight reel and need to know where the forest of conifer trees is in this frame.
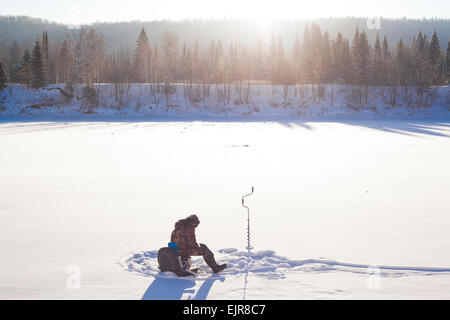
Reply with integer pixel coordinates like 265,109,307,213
0,22,449,108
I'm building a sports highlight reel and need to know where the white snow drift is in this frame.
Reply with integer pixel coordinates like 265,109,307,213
123,248,450,281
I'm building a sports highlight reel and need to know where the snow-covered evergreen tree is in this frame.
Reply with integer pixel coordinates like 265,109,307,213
8,41,21,83
395,39,411,86
42,31,49,85
381,36,391,86
58,40,71,84
133,28,151,83
0,59,8,91
356,31,370,86
350,26,360,84
320,31,332,85
428,30,442,85
30,39,45,89
18,49,31,88
300,25,312,85
446,40,450,84
372,33,382,86
291,34,301,85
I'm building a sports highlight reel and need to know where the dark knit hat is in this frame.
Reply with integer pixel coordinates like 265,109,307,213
186,214,200,227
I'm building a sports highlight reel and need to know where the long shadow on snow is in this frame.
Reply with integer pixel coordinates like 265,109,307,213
0,118,449,138
141,275,224,300
277,120,450,137
343,120,450,137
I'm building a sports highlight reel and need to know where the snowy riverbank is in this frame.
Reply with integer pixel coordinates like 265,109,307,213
0,84,448,121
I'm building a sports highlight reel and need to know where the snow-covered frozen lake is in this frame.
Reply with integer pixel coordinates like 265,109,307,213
0,119,449,299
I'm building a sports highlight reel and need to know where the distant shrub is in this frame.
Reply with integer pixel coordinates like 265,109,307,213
82,86,98,105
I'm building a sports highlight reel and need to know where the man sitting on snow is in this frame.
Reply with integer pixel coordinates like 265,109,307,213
171,214,226,273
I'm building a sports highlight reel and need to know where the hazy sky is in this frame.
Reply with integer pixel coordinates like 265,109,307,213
1,0,449,24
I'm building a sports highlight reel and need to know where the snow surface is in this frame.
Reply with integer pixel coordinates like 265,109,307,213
0,85,449,299
0,118,449,300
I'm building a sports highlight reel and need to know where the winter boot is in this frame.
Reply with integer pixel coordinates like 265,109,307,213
200,243,227,273
204,253,227,273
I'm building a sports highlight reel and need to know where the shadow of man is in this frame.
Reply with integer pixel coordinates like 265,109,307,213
141,278,196,300
141,275,225,300
190,275,225,300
